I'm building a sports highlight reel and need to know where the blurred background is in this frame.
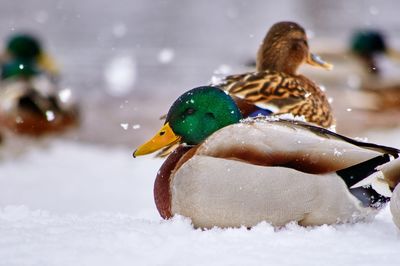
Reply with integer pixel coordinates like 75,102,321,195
1,0,400,148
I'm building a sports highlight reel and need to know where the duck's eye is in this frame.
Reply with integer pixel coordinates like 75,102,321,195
184,108,195,115
292,38,308,50
205,112,216,119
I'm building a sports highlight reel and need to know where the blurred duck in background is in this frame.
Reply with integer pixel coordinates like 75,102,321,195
344,30,400,112
296,29,400,88
0,33,79,137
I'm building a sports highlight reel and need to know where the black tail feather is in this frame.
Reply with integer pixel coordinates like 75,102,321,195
336,154,392,208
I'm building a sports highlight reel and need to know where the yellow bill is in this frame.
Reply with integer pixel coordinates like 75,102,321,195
38,53,60,76
133,122,181,157
387,48,400,61
307,53,333,70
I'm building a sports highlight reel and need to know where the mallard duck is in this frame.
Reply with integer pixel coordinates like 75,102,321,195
0,33,59,80
342,30,400,112
215,21,334,128
0,59,78,136
133,86,400,228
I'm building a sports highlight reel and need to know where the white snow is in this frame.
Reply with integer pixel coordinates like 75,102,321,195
0,138,400,265
58,88,72,103
45,110,55,121
157,48,175,64
120,123,129,130
213,64,232,75
104,55,137,97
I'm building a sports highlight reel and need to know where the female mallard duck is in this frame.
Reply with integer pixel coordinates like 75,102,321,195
0,33,59,80
0,59,78,136
133,86,400,229
214,21,334,128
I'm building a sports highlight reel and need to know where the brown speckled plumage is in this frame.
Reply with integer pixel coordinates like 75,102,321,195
216,21,334,128
218,70,334,127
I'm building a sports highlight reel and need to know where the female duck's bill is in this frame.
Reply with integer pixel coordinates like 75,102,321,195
307,53,333,70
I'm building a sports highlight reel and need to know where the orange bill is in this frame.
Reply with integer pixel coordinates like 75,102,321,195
307,53,333,70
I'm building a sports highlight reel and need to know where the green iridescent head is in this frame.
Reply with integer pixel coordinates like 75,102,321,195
350,30,387,56
6,34,42,60
166,86,242,144
133,86,242,156
1,59,39,80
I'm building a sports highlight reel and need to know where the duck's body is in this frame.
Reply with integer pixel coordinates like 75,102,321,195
0,73,78,136
154,119,400,228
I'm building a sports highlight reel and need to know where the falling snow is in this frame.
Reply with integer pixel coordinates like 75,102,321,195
157,48,175,64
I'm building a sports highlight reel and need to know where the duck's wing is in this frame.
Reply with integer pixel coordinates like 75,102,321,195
262,118,400,204
219,71,304,110
197,118,399,175
334,153,400,208
273,118,400,156
194,118,400,208
217,71,333,127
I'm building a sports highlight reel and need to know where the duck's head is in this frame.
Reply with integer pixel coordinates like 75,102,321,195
349,30,400,74
5,33,57,75
1,59,39,80
256,21,332,74
6,34,42,61
350,30,387,58
133,86,242,157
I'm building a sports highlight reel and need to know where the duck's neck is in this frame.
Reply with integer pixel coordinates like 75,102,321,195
154,145,193,219
359,55,380,76
256,45,299,75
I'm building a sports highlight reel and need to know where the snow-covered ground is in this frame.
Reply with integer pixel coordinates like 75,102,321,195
1,135,400,266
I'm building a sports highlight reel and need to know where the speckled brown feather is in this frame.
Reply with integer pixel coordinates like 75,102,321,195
218,70,334,128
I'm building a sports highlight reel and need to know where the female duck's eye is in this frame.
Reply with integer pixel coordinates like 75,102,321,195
184,108,195,115
291,39,307,50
